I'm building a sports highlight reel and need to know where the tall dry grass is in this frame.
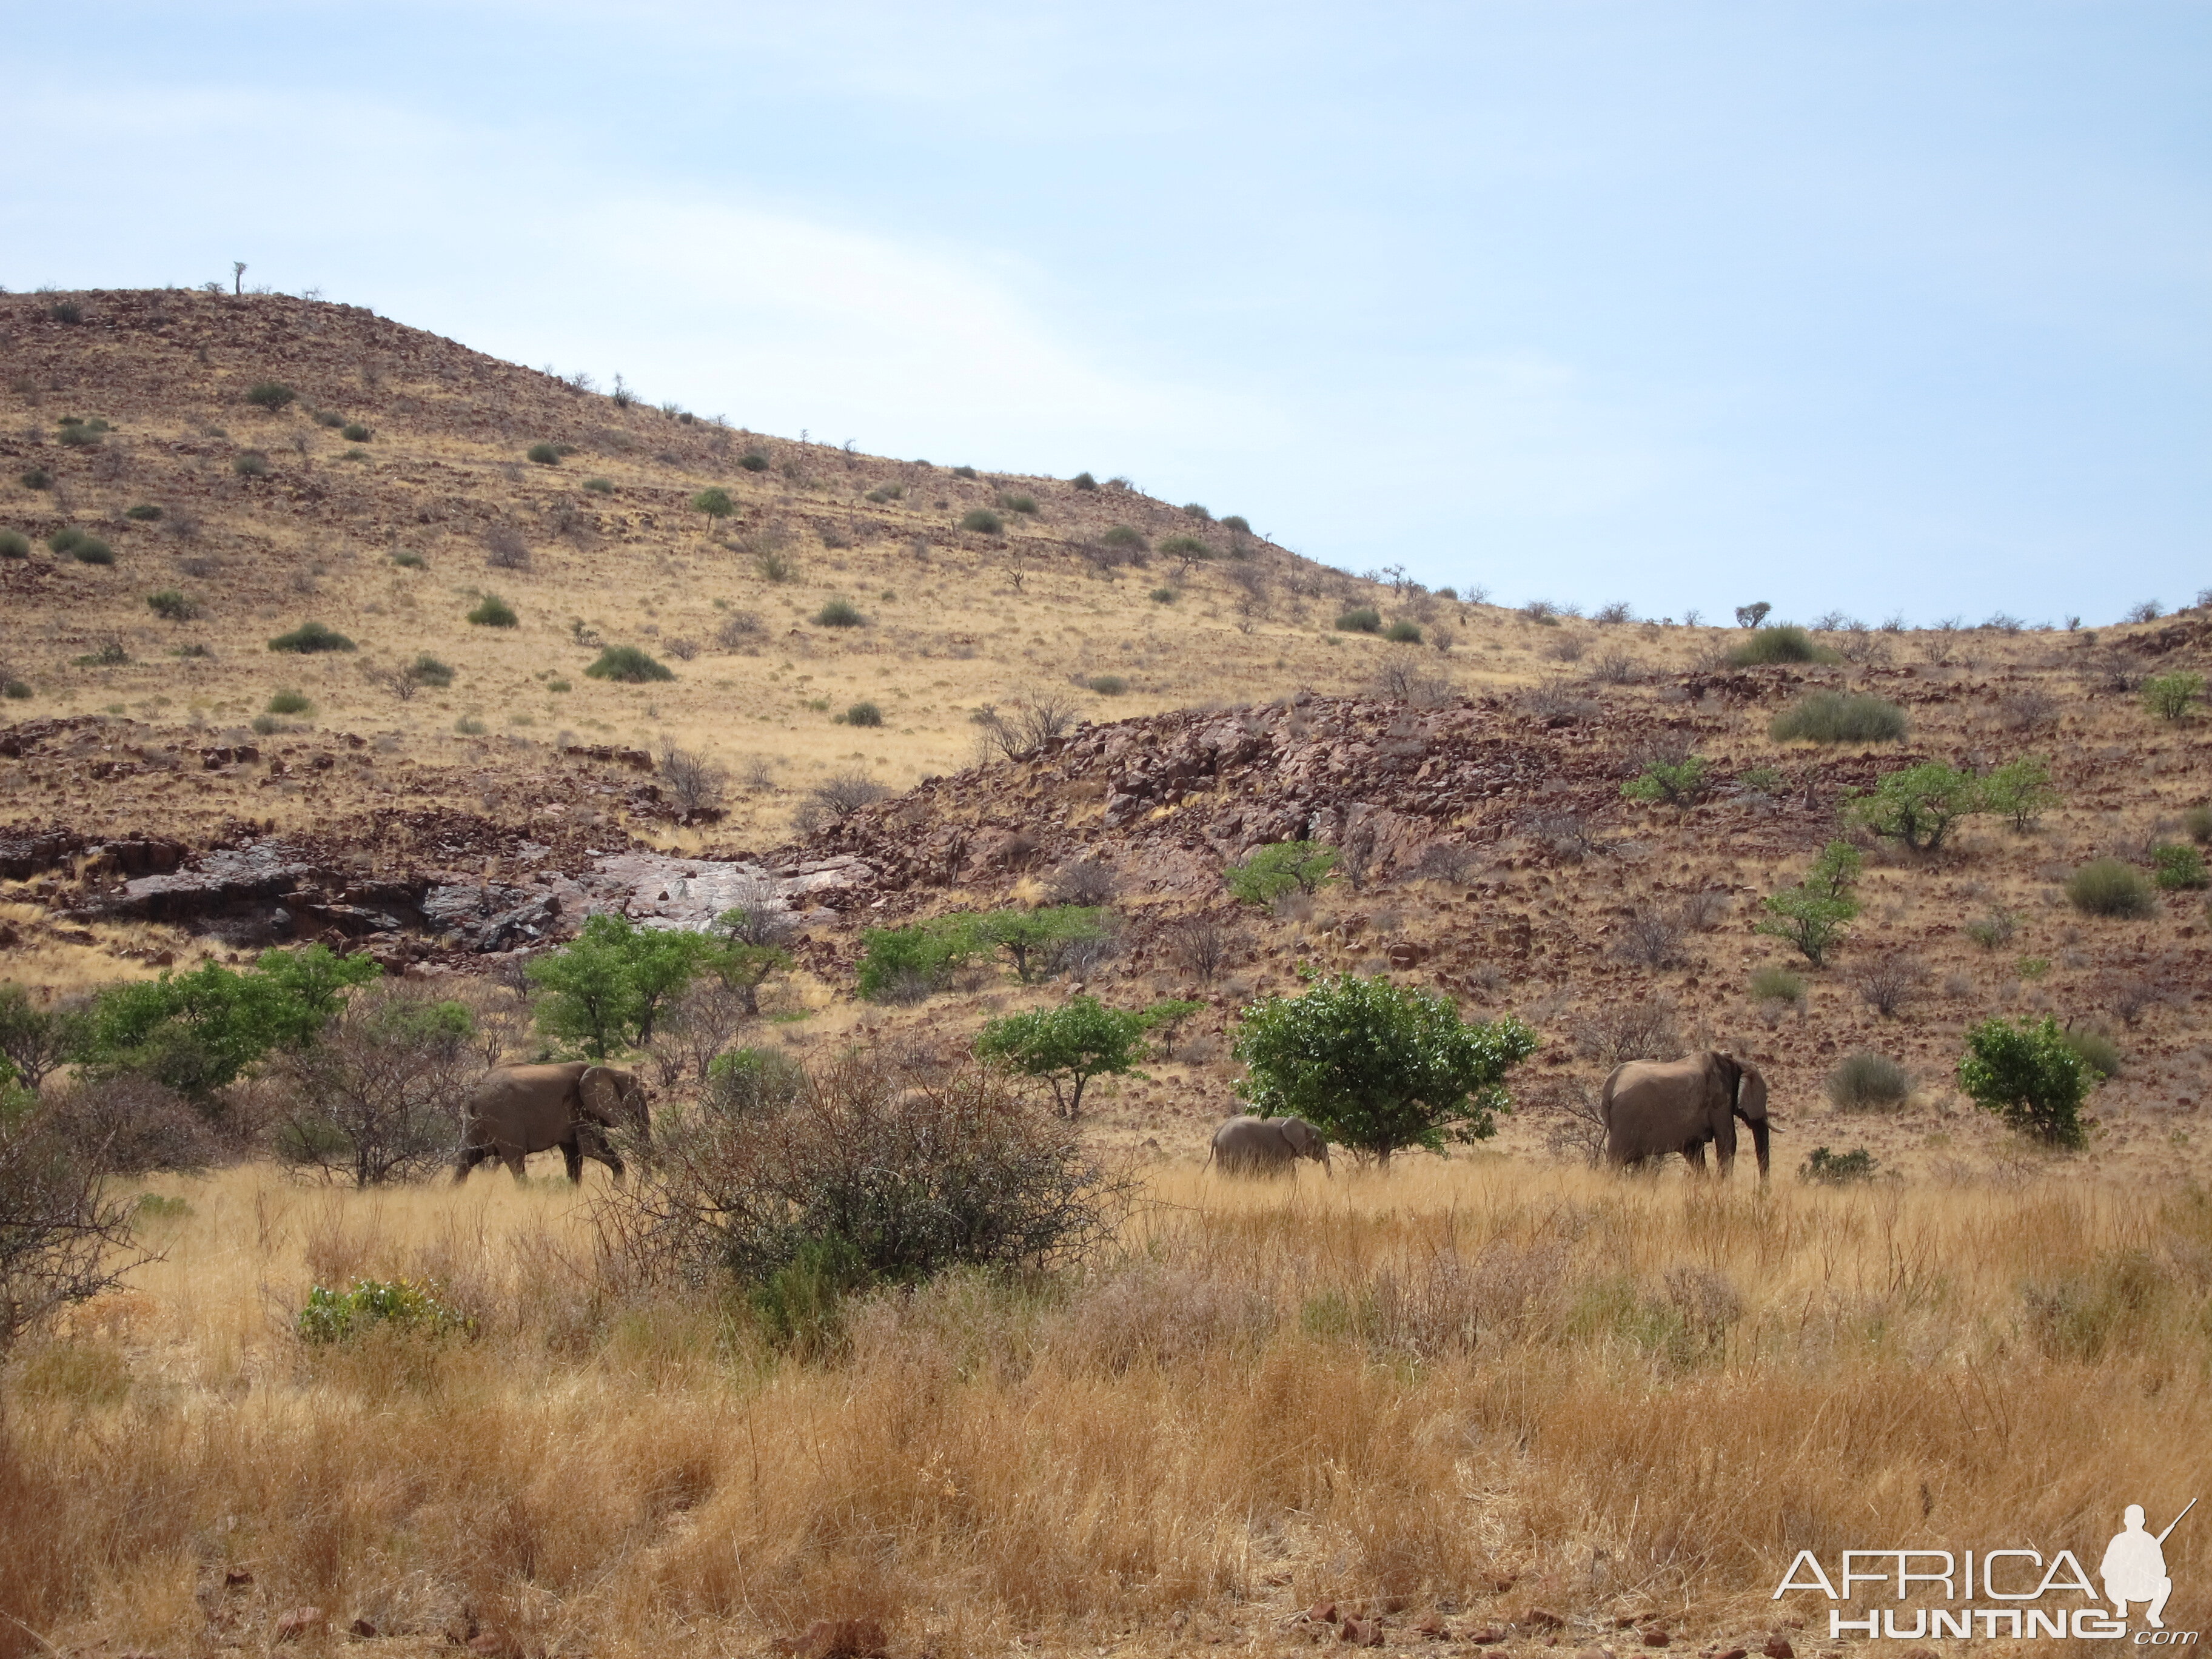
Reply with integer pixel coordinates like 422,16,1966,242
3,1162,2207,1656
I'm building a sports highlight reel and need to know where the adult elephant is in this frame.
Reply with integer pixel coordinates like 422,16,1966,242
455,1063,649,1184
1206,1114,1333,1177
1598,1051,1771,1179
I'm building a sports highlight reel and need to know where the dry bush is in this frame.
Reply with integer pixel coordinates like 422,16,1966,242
0,1107,146,1358
1572,996,1682,1065
791,771,890,836
1045,859,1116,907
1522,680,1598,726
1522,809,1598,863
1996,686,2060,733
39,1075,223,1174
269,984,478,1186
1412,840,1476,883
645,980,751,1093
1165,916,1233,984
1586,649,1641,686
1679,890,1729,931
1612,904,1684,970
716,874,797,947
716,609,765,650
484,525,532,570
973,692,1079,763
1367,659,1455,706
657,739,729,815
1850,952,1931,1018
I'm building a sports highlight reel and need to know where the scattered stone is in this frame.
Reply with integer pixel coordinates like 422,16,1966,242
275,1607,326,1643
1310,1603,1341,1624
1714,1647,1747,1659
1762,1638,1793,1659
1413,1613,1448,1639
1339,1618,1384,1647
1640,1628,1670,1647
349,1620,379,1640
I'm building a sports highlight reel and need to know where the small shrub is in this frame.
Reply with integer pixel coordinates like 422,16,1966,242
1085,674,1127,695
298,1278,472,1344
1384,619,1423,644
341,423,372,443
583,476,614,494
244,381,297,411
1982,756,2061,831
467,594,518,628
67,537,114,565
1770,691,1908,743
409,654,455,688
1622,754,1707,807
19,469,52,490
1149,587,1176,605
124,503,164,522
1182,503,1212,521
0,531,26,560
738,450,770,472
2143,671,2202,721
75,642,129,668
1071,471,1098,490
56,424,101,449
46,299,84,324
1225,842,1338,905
2065,857,2155,918
843,701,883,726
266,689,313,716
1957,1016,2091,1147
267,620,355,654
1730,624,1834,665
1221,514,1251,534
1826,1052,1910,1111
960,508,1004,534
1964,908,2020,950
1801,1146,1879,1184
2,679,30,699
1755,840,1862,966
814,598,865,628
585,645,674,683
951,464,980,479
2063,1027,2123,1079
232,452,269,477
2152,843,2208,890
996,493,1039,515
391,551,425,569
1101,525,1147,550
145,589,198,622
455,716,486,736
2183,803,2212,844
1159,534,1209,561
754,549,796,582
1336,607,1382,634
1750,965,1806,1004
1851,761,1982,850
526,441,561,465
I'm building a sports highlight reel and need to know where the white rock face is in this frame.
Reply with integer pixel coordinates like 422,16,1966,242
589,851,875,932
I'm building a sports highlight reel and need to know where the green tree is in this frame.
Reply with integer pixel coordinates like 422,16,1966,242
1230,973,1538,1166
81,945,379,1103
854,916,988,1002
691,486,734,535
1981,756,2061,832
1225,841,1338,906
1621,754,1707,807
709,942,791,1016
1850,762,1983,851
1755,839,1862,966
974,996,1159,1119
2143,671,2202,722
0,987,88,1094
526,914,718,1058
1957,1017,2092,1148
976,907,1107,983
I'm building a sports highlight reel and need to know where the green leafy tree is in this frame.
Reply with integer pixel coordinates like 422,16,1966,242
526,914,717,1058
1755,840,1862,966
974,995,1160,1119
80,945,378,1103
691,486,734,535
1957,1017,2092,1148
709,942,791,1016
2143,671,2202,722
0,987,88,1094
1850,762,1983,851
1230,973,1538,1166
1980,756,2061,832
1225,841,1338,906
1621,754,1707,807
976,907,1107,983
854,916,988,1002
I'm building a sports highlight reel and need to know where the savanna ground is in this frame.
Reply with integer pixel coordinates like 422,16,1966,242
6,1160,2208,1659
5,289,2212,1656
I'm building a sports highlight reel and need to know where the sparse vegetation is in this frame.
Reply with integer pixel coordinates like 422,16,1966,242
2151,842,2208,890
737,449,769,471
267,620,355,654
145,589,199,622
1384,619,1423,644
1770,691,1907,743
265,689,312,716
584,644,674,683
124,503,163,521
1827,1052,1910,1111
1731,624,1834,665
467,594,518,628
232,452,269,477
2065,857,2156,918
244,381,297,411
961,508,1004,535
1621,752,1706,807
814,599,865,628
842,701,883,726
1800,1145,1879,1184
996,493,1039,515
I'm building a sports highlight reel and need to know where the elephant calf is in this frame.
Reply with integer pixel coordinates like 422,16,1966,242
1598,1050,1770,1178
1207,1114,1332,1177
455,1062,649,1184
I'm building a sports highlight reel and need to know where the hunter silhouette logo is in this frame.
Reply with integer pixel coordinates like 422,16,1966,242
2105,1500,2193,1631
1773,1497,2198,1642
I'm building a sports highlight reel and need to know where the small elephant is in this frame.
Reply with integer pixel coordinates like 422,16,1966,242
455,1062,649,1185
1206,1114,1333,1177
1598,1050,1770,1179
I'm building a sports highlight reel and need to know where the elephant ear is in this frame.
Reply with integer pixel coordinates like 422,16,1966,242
577,1066,623,1124
1737,1068,1769,1121
1712,1050,1743,1110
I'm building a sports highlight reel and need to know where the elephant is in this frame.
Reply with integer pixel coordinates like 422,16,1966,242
1598,1050,1770,1179
454,1063,649,1184
1205,1114,1333,1177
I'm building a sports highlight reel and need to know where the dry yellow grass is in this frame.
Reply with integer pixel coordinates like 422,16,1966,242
4,1159,2206,1657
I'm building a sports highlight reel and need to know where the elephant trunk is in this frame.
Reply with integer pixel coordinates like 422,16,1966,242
1749,1116,1771,1181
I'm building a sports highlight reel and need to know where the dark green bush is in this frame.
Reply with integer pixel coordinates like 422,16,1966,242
19,469,51,491
1336,607,1382,634
244,382,297,411
316,410,346,427
68,537,113,565
1750,966,1806,1004
2152,843,2208,890
56,424,101,448
0,531,27,560
814,599,865,628
124,503,163,522
233,452,269,477
583,476,614,494
267,621,356,654
738,451,769,472
1148,588,1176,605
842,701,883,726
1826,1052,1910,1111
341,423,371,443
1801,1146,1879,1184
951,465,980,480
467,595,518,628
1730,624,1835,665
409,654,455,688
392,551,425,569
146,589,199,622
1158,534,1210,561
1071,471,1098,490
1384,619,1423,644
47,529,83,555
1221,514,1251,534
996,493,1039,515
526,442,561,465
1770,691,1908,743
266,688,312,716
2066,858,2155,917
585,645,674,683
960,508,1004,534
2183,803,2212,844
1957,1016,2091,1147
1101,525,1147,550
1085,674,1128,695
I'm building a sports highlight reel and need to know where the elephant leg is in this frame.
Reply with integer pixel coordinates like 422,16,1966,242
1683,1139,1709,1171
561,1140,584,1184
501,1148,528,1182
454,1144,492,1184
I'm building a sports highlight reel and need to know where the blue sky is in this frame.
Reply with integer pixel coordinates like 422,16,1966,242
5,1,2206,624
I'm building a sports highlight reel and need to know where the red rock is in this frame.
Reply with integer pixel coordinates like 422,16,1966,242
223,1569,254,1589
275,1607,326,1644
1715,1647,1747,1659
1762,1639,1792,1659
1641,1628,1670,1647
1339,1618,1385,1647
1467,1628,1507,1644
1311,1603,1341,1624
1414,1614,1447,1638
349,1620,379,1640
